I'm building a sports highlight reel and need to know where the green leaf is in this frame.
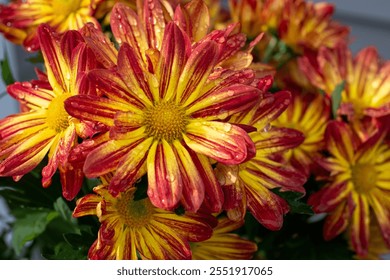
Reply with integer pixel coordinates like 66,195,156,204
0,54,15,85
331,81,345,118
27,52,44,64
43,242,88,260
271,188,314,215
11,208,59,255
53,197,77,225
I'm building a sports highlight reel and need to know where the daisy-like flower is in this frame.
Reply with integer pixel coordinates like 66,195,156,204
299,43,390,121
272,92,331,175
0,0,101,51
215,88,307,230
229,0,348,53
72,176,214,260
65,2,260,212
308,121,390,256
0,24,97,199
191,216,258,259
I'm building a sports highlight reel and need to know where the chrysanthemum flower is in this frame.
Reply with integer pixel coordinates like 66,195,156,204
215,88,307,230
299,43,390,121
272,92,331,175
229,0,348,52
0,25,97,199
64,2,260,212
308,121,390,256
0,0,101,51
191,216,257,259
73,176,214,260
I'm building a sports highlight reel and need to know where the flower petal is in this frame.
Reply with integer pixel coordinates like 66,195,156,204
350,194,370,256
147,140,182,210
72,194,100,217
184,121,254,164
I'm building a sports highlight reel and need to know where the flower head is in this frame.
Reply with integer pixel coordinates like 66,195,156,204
65,1,260,212
308,121,390,256
191,216,258,259
216,89,307,230
299,44,390,121
73,176,214,260
0,0,101,51
0,25,97,199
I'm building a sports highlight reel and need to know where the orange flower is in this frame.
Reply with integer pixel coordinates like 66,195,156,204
0,25,97,199
309,121,390,256
0,0,101,51
299,43,390,121
216,88,307,230
65,1,260,213
73,176,214,260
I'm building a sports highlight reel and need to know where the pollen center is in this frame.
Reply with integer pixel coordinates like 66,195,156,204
46,93,71,132
143,102,187,142
116,191,154,228
52,0,81,15
351,164,378,194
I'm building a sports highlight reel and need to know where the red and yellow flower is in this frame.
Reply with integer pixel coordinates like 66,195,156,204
272,92,331,175
308,121,390,256
216,88,307,230
0,25,97,199
299,44,390,121
228,0,349,53
191,216,258,259
73,175,214,260
65,1,260,213
0,0,101,51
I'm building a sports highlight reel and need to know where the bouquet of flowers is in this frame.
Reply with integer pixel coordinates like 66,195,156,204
0,0,389,260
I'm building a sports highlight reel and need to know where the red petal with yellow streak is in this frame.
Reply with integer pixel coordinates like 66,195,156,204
147,140,182,210
350,194,370,256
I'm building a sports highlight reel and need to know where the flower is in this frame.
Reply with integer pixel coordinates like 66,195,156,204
64,2,260,212
72,175,214,260
299,43,390,121
0,25,97,199
228,0,349,53
216,89,307,230
272,92,331,175
0,0,101,51
191,216,258,259
308,121,390,256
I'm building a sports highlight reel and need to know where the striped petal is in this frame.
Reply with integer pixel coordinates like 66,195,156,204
325,121,356,163
72,194,100,217
147,140,182,210
323,198,353,240
7,81,54,110
110,3,148,58
176,40,219,106
309,182,352,213
65,95,132,126
246,186,288,231
187,84,261,119
0,129,55,176
142,0,166,50
171,141,205,212
156,22,189,101
80,22,118,69
83,139,136,178
184,121,254,165
350,194,370,256
38,24,70,93
108,137,153,196
369,189,390,248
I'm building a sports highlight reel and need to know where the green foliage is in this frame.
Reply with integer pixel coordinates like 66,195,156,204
0,54,15,86
331,81,345,118
271,188,314,215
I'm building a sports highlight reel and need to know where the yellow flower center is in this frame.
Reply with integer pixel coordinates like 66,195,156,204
52,0,81,16
116,191,154,228
46,93,71,132
351,164,378,194
143,102,187,142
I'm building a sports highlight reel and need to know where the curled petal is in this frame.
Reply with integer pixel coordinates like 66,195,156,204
184,121,255,165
